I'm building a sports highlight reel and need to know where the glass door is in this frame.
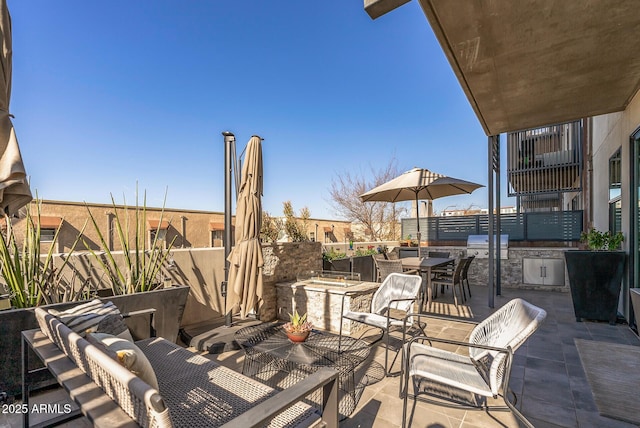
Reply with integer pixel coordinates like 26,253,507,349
631,128,640,328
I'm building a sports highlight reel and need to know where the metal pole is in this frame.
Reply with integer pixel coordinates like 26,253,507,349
415,194,421,249
495,135,501,296
222,131,235,326
488,135,495,308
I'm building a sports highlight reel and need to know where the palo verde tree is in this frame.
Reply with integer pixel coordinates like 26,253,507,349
328,158,405,241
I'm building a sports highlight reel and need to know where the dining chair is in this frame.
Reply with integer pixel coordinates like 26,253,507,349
338,273,423,376
401,298,547,428
430,257,466,309
374,258,418,282
461,255,475,299
428,251,454,294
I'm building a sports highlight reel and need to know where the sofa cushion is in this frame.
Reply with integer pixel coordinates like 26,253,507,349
88,332,159,390
49,299,134,341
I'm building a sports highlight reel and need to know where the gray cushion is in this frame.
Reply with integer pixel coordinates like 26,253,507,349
49,299,134,341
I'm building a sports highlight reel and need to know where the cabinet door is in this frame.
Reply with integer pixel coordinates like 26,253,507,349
523,258,544,284
541,258,565,286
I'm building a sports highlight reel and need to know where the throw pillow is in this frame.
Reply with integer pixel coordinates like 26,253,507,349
88,332,159,390
49,299,134,341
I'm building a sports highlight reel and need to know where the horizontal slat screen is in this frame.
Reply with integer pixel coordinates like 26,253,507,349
401,211,582,242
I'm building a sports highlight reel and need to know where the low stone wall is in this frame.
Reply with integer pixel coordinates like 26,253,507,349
260,241,323,321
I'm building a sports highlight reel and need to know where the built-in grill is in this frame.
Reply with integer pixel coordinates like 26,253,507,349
467,234,509,259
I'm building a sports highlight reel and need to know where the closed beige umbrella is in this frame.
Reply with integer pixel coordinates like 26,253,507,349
0,1,31,215
226,136,264,319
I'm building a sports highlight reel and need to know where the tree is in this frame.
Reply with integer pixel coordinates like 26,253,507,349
260,211,283,243
283,201,310,242
328,158,405,241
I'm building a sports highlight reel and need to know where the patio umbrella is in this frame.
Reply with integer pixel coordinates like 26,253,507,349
0,1,31,215
360,167,483,244
226,135,264,319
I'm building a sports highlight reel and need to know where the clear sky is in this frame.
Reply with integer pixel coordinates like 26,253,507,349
9,0,511,220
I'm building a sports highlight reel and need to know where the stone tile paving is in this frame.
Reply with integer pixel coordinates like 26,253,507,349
7,285,639,428
206,285,640,428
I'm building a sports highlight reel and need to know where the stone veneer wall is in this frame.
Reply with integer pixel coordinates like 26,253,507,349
275,283,377,334
259,241,323,321
394,246,571,292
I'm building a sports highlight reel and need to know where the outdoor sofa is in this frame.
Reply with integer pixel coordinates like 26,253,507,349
22,305,338,428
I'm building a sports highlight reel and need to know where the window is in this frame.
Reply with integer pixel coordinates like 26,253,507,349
609,149,622,234
40,228,56,242
148,219,169,249
38,216,62,244
150,228,167,249
212,230,224,247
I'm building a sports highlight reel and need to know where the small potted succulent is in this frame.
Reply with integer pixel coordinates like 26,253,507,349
283,310,313,342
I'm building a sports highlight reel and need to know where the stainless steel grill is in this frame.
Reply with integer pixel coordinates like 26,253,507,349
467,234,509,259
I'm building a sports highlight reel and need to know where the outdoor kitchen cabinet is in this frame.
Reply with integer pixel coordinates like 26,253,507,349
522,257,565,286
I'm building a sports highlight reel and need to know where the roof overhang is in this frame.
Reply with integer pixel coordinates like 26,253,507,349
413,0,640,135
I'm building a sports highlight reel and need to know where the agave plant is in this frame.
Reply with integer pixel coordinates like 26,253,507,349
84,187,176,295
0,200,88,308
284,309,313,333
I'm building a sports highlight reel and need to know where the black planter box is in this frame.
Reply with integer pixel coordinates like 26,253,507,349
564,251,626,324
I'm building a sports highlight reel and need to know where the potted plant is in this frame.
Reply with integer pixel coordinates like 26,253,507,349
565,229,626,324
283,310,313,342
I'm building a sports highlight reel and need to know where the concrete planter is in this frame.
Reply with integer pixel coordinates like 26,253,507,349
0,285,189,398
565,251,626,324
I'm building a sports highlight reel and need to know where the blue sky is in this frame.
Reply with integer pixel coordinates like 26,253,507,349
9,1,509,220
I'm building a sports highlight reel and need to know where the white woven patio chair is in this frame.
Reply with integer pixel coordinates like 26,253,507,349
401,298,547,428
338,273,423,376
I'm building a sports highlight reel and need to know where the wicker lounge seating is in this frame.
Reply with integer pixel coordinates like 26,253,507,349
23,307,339,428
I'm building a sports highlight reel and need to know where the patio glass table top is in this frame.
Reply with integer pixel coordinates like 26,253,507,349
235,322,372,419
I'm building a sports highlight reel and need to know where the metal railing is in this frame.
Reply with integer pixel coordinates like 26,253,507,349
401,211,583,242
507,121,583,200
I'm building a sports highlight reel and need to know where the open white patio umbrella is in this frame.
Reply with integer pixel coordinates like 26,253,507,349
360,167,483,245
0,0,31,215
226,136,264,319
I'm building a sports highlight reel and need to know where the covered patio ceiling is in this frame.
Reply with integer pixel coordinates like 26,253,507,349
414,0,640,136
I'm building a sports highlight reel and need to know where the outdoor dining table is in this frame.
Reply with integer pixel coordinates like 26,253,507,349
400,256,455,312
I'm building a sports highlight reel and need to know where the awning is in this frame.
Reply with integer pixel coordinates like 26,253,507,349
323,226,333,233
147,219,169,230
39,216,62,229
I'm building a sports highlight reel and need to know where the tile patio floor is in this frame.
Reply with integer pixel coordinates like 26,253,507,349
207,286,640,428
4,285,639,428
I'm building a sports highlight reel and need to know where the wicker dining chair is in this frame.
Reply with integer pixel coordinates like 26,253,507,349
429,257,467,309
461,255,475,299
374,258,418,282
401,298,547,428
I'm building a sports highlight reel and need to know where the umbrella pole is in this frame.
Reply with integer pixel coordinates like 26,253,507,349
415,194,421,251
223,131,235,326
